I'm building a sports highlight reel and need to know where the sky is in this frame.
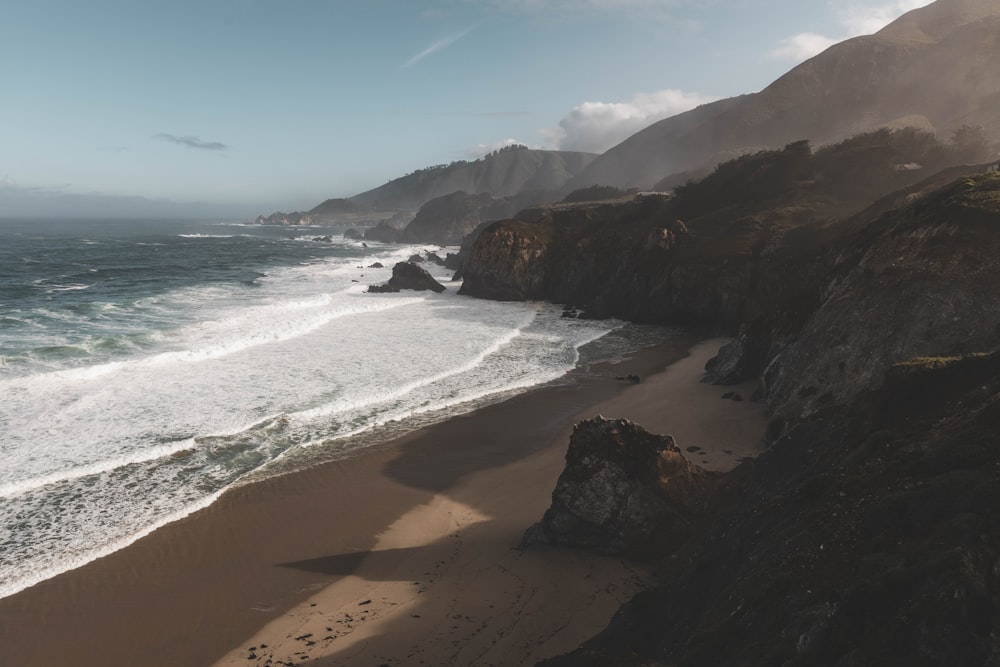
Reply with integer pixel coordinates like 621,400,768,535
0,0,933,217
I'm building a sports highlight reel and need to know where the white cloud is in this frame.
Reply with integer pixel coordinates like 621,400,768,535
839,0,934,35
769,32,839,61
402,27,475,69
540,89,717,153
771,0,934,62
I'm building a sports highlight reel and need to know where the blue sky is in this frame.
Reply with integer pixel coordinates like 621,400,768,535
0,0,932,216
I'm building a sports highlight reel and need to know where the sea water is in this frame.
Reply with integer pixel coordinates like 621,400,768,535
0,218,672,599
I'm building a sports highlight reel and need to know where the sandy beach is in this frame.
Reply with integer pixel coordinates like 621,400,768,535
0,337,764,667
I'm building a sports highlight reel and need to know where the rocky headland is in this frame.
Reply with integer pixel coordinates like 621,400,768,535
457,132,1000,663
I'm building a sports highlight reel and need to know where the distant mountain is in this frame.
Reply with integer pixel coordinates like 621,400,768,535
350,146,597,211
570,0,1000,190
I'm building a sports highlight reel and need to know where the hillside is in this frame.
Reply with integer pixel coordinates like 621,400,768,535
349,146,597,211
534,171,1000,666
569,0,1000,190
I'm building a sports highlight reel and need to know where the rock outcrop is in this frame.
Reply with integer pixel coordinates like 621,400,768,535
363,221,405,243
254,211,315,226
523,417,716,558
367,262,446,293
542,350,1000,666
710,170,1000,434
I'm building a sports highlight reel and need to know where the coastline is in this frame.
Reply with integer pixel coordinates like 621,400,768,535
0,336,765,667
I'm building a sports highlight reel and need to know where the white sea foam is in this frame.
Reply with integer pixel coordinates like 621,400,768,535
0,226,645,602
0,437,197,499
45,284,94,293
0,489,225,600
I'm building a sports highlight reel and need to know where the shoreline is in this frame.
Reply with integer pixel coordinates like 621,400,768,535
0,336,765,667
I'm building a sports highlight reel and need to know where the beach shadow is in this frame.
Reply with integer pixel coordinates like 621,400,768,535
380,382,600,494
278,546,427,580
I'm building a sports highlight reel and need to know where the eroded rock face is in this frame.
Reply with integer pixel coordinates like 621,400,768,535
523,417,715,558
702,171,1000,433
367,261,445,293
364,221,405,243
542,350,1000,667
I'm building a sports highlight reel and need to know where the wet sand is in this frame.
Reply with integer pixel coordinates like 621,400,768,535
0,337,765,667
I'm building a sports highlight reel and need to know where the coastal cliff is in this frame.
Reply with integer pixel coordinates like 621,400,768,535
515,171,1000,665
461,130,983,332
541,349,1000,666
464,146,1000,663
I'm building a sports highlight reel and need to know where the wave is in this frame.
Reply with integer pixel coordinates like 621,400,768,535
295,326,614,450
293,321,530,423
11,292,426,383
0,437,197,499
44,284,93,293
0,488,225,600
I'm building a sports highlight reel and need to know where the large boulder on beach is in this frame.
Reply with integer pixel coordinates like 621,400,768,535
522,416,716,558
368,261,446,294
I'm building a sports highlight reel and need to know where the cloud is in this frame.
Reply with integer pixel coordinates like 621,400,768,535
402,27,475,69
839,0,934,35
769,32,839,61
540,89,717,154
771,0,933,62
153,133,229,151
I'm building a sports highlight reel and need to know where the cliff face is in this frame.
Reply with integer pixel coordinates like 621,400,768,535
461,134,970,332
542,350,1000,666
516,167,1000,667
459,198,758,330
569,0,1000,190
717,171,1000,432
462,136,1000,422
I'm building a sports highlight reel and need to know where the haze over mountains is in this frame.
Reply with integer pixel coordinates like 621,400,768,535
350,146,597,211
260,0,998,222
569,0,1000,190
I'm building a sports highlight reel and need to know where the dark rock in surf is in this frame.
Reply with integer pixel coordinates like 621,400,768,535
367,262,446,294
364,222,404,243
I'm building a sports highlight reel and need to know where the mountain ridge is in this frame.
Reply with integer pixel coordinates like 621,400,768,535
568,0,1000,190
349,147,597,212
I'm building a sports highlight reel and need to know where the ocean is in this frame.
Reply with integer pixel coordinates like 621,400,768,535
0,218,673,599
